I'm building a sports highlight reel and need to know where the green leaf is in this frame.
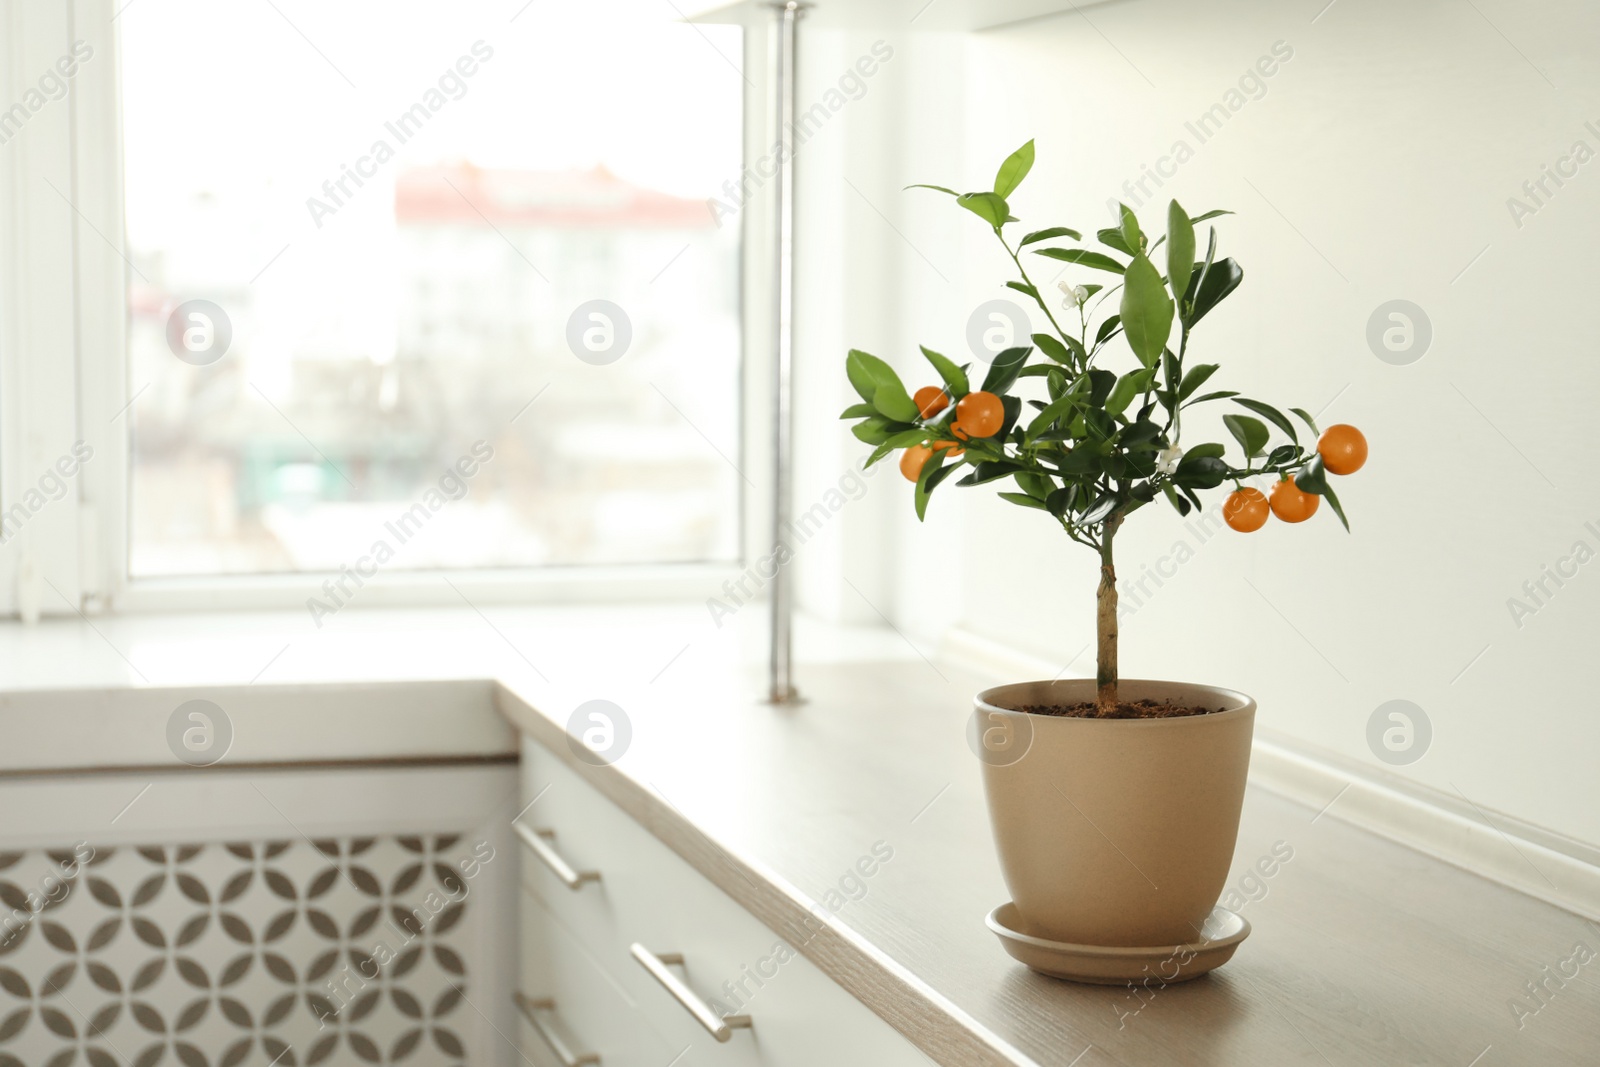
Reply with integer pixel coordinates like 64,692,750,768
1190,209,1233,224
1320,479,1350,531
1118,203,1144,252
997,492,1050,511
839,403,877,419
1026,393,1078,441
957,192,1010,228
1059,445,1105,475
1120,419,1162,448
865,430,934,469
873,381,919,422
1166,200,1196,309
1294,454,1329,495
1183,257,1243,328
1119,253,1175,368
1233,398,1298,443
997,394,1024,439
1020,226,1081,246
1223,414,1269,458
914,454,957,521
1031,333,1073,365
1086,368,1117,408
845,348,882,403
1015,471,1054,499
884,429,933,448
993,140,1035,198
928,457,961,488
1080,493,1120,525
1032,248,1126,274
1185,389,1240,406
1173,455,1228,489
980,346,1031,395
845,349,919,421
866,439,898,467
1096,227,1134,256
1183,442,1226,462
1005,281,1039,300
1046,485,1076,517
1093,315,1123,348
905,183,958,195
1104,367,1155,417
957,460,1027,486
1162,481,1192,517
919,345,970,398
1290,407,1319,435
852,416,893,445
1177,363,1221,403
1059,368,1092,401
848,350,909,411
1188,227,1217,315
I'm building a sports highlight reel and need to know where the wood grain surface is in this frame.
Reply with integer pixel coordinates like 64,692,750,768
497,658,1600,1067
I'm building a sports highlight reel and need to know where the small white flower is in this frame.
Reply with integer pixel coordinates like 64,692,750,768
1156,445,1184,475
1057,280,1089,310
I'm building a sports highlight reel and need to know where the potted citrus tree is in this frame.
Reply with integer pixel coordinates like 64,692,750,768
842,141,1367,980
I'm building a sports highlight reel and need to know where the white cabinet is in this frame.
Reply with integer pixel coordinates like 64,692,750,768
516,887,682,1067
514,736,930,1067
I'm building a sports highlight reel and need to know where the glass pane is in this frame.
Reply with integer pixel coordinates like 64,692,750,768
120,0,743,576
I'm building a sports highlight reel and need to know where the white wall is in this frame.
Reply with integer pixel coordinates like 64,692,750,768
798,0,1600,847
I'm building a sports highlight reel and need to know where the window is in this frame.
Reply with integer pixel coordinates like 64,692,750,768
116,1,746,579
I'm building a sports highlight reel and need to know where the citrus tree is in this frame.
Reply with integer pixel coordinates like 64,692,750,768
841,141,1367,716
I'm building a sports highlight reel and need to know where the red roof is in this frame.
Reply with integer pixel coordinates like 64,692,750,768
394,164,713,229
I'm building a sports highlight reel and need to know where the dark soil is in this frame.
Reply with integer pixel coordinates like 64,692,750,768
1012,699,1221,720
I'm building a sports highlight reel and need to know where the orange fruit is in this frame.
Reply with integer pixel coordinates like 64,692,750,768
914,386,948,419
900,444,934,482
1223,488,1269,532
933,440,965,458
1270,477,1320,523
1318,424,1367,475
955,391,1004,438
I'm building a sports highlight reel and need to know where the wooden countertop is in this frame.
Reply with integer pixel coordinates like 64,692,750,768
0,603,1593,1063
497,659,1600,1067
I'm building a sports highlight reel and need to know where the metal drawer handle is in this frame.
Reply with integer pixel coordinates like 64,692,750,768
514,823,601,890
514,992,600,1066
629,943,752,1043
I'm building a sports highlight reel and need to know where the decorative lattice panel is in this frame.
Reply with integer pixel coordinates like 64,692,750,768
0,833,492,1067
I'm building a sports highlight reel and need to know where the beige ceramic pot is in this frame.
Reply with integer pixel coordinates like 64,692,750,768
974,678,1255,947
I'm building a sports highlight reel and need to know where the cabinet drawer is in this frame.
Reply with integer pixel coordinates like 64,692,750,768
518,883,676,1067
517,736,928,1067
518,738,757,1063
612,849,928,1067
515,744,632,975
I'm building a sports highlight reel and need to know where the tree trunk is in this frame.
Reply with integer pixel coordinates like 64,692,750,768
1095,516,1121,717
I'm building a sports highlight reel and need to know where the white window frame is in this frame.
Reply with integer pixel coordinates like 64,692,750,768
0,0,775,618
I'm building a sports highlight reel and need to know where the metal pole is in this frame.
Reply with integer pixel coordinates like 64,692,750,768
768,0,804,704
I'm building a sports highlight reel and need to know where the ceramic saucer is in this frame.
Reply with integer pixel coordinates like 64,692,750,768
985,903,1250,985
